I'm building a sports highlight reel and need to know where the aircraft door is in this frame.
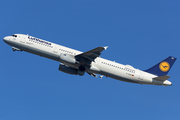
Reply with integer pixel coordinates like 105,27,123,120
20,35,25,43
138,71,144,81
53,45,58,53
95,58,99,64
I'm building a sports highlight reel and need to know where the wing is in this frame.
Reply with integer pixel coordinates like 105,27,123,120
75,46,108,66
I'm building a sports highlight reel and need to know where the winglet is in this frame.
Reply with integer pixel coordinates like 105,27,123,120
104,46,108,50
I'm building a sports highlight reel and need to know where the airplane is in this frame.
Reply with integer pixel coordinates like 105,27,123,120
3,34,177,86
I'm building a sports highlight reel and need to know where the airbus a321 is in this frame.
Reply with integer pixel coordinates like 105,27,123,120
3,34,177,86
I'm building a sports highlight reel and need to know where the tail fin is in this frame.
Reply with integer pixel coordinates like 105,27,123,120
144,56,177,76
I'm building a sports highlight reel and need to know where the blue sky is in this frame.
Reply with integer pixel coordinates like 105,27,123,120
1,0,180,120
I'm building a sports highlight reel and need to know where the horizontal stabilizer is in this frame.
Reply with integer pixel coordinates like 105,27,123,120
153,75,170,81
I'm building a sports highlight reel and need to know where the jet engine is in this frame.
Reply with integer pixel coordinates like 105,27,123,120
58,63,86,76
60,53,77,64
59,63,78,75
78,65,86,76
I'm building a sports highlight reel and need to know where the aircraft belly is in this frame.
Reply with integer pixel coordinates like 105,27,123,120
98,65,139,83
10,40,60,61
102,70,139,83
24,46,60,61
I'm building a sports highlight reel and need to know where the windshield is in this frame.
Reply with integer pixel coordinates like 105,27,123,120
11,34,17,37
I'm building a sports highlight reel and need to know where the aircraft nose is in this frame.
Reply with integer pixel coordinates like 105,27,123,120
3,36,9,43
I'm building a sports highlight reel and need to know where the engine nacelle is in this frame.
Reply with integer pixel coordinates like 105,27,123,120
59,53,77,64
58,63,78,75
58,64,86,76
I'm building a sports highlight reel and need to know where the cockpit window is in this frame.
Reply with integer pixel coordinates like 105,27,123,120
11,34,17,37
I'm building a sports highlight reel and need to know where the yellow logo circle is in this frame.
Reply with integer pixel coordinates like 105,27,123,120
159,62,170,72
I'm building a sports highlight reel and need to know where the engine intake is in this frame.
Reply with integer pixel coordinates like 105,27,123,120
78,65,86,76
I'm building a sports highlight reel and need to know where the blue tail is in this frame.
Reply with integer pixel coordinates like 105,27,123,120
144,56,177,76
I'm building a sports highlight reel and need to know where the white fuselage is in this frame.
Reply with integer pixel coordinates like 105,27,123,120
3,34,172,86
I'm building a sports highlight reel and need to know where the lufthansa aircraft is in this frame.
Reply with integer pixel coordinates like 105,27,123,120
3,34,177,86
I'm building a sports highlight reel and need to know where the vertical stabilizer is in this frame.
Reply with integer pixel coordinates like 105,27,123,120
144,56,177,76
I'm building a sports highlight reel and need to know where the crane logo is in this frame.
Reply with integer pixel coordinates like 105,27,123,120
159,61,170,72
